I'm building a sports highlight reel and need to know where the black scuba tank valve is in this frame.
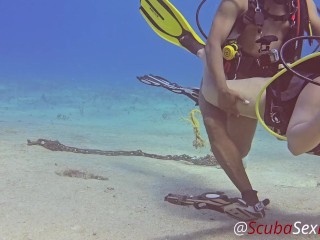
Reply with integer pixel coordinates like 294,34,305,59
255,35,280,67
256,49,280,67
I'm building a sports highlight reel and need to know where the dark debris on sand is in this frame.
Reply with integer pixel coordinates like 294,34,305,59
55,169,109,180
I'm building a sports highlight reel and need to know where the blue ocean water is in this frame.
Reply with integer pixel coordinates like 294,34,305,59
0,1,318,88
0,0,221,151
0,0,212,87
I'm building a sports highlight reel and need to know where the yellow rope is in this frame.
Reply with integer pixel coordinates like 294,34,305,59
183,109,205,149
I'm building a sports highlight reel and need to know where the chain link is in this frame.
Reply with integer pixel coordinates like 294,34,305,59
27,139,219,166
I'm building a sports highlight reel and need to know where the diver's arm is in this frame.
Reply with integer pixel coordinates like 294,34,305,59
307,0,320,36
204,0,247,114
205,0,245,90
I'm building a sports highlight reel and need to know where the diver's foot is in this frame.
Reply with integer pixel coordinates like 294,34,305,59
179,33,205,56
224,198,270,221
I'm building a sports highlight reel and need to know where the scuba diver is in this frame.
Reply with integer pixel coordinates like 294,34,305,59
139,0,320,221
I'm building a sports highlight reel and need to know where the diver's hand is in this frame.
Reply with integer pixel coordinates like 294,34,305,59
217,88,249,117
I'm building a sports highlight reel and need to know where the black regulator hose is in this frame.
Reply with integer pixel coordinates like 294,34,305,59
196,0,208,40
280,35,320,86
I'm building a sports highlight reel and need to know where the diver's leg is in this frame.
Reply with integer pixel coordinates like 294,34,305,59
227,115,257,158
201,77,269,119
286,76,320,155
199,92,257,200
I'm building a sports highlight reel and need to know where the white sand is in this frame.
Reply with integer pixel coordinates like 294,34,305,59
0,83,320,240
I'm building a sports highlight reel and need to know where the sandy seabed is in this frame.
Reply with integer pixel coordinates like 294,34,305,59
0,81,320,240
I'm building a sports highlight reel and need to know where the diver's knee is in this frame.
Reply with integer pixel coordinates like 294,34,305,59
239,146,251,159
286,130,305,156
287,141,303,156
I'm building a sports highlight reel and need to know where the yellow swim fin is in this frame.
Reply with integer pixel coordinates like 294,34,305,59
139,0,205,55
